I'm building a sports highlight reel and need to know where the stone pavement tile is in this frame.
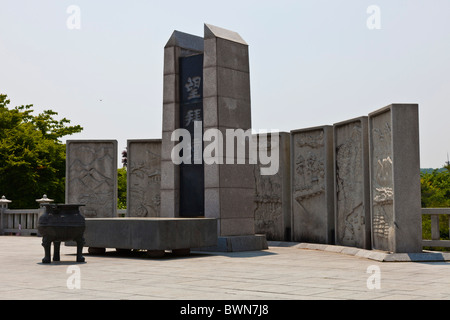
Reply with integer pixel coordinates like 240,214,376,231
126,294,168,300
308,288,383,300
409,289,450,300
329,290,391,300
381,280,430,292
184,279,245,289
3,288,80,300
215,289,298,300
286,277,354,290
243,283,298,295
280,286,334,297
184,291,262,300
121,287,189,299
373,293,430,300
216,280,272,291
70,289,149,300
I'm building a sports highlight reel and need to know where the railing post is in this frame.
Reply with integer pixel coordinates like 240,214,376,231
448,216,450,242
35,195,54,236
0,196,12,235
36,194,54,207
36,194,54,216
431,215,440,241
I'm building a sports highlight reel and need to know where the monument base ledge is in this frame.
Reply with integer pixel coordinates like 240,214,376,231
273,242,450,262
195,234,268,252
67,218,218,252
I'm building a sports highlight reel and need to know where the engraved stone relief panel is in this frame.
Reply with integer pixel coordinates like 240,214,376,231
66,141,117,218
254,168,283,240
334,119,369,249
291,128,333,244
370,110,394,250
293,130,325,203
253,133,291,241
254,135,283,240
127,140,161,218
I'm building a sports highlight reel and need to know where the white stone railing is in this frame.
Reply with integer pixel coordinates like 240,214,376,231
0,209,127,236
0,208,41,236
0,194,128,236
422,208,450,248
0,195,52,236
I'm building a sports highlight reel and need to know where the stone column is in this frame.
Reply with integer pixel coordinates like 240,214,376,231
127,139,161,218
160,31,204,218
333,117,371,249
368,104,422,253
291,126,334,244
0,196,12,235
160,24,267,251
203,24,255,237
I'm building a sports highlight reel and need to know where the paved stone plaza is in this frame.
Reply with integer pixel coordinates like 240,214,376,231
1,236,450,300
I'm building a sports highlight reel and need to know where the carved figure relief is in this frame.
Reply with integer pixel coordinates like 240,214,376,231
253,133,287,241
335,124,364,246
372,122,394,205
293,131,325,204
291,128,332,244
372,206,390,239
128,144,161,217
371,116,394,242
254,164,282,239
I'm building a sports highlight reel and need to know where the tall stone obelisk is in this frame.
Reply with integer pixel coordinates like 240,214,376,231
160,24,267,251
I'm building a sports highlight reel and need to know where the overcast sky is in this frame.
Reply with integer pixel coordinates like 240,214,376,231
1,0,449,168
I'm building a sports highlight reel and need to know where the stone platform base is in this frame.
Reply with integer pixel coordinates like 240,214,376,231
80,218,217,252
270,242,450,262
196,234,268,252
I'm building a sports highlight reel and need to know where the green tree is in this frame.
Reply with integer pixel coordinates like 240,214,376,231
117,167,127,209
421,168,450,208
421,166,450,248
0,94,83,208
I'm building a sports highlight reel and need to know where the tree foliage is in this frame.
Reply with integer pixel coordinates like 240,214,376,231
421,167,450,208
421,166,450,246
117,167,127,210
0,94,83,208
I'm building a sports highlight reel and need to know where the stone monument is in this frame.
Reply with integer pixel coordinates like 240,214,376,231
66,140,118,218
161,30,204,218
254,132,291,241
291,126,334,244
203,23,254,239
333,117,371,249
161,24,267,251
368,104,422,253
127,139,161,218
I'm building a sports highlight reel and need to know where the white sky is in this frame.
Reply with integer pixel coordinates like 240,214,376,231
1,0,449,168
